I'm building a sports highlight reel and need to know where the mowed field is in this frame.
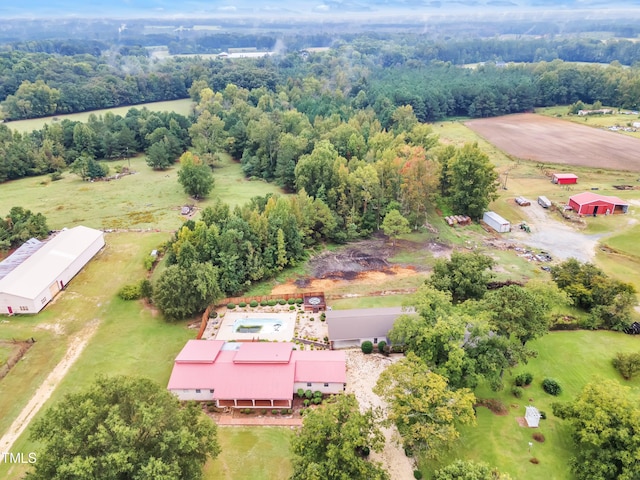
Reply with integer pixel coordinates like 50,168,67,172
465,113,640,172
5,99,194,133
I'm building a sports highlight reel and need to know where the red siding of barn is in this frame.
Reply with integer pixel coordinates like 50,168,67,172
557,177,577,184
569,198,617,215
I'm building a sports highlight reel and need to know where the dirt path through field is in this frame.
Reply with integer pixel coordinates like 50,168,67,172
0,320,99,453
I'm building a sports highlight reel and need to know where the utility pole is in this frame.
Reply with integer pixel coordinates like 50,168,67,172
126,147,130,169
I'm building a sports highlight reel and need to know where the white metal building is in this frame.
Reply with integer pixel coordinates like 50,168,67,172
525,406,541,428
0,226,105,314
483,211,511,233
326,307,415,349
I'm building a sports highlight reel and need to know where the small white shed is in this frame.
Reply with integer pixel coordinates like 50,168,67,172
483,211,511,233
525,406,541,428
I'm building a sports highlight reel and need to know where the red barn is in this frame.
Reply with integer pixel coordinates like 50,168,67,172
552,173,578,184
568,192,629,215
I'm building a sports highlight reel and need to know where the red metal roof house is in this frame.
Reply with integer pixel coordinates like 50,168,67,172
167,340,346,408
552,173,578,184
568,192,629,215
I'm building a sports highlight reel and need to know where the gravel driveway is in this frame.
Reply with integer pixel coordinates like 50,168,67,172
509,204,605,262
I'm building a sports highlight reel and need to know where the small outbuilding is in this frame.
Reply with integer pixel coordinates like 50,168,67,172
568,192,629,216
483,211,511,233
537,196,552,208
525,406,541,428
552,173,578,185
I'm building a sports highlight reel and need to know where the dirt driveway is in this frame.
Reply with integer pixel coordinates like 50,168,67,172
509,205,604,262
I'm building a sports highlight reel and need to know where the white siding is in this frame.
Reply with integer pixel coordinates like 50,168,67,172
58,235,105,288
0,293,38,314
170,389,215,401
483,211,511,233
293,382,345,395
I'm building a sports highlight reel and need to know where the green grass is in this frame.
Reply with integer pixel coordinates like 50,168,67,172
536,105,640,139
0,154,283,231
602,224,640,260
5,99,194,133
419,330,640,479
204,427,293,480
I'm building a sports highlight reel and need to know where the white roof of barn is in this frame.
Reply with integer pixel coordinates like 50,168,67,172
326,307,414,341
0,226,104,300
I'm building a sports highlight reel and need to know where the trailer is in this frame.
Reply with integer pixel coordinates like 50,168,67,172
515,196,531,206
537,196,552,208
483,211,511,233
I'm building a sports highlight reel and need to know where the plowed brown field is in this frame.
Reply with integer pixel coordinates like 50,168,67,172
465,113,640,172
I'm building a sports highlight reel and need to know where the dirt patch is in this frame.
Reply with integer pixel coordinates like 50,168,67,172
516,416,528,427
466,113,640,172
0,339,35,382
346,350,417,479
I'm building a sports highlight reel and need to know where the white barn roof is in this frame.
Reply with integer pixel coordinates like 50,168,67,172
0,226,104,299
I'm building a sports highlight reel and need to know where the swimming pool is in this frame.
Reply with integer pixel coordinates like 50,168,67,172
233,318,283,334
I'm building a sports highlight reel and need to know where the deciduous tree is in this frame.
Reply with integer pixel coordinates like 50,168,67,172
177,152,215,199
290,394,388,480
552,379,640,480
434,460,512,480
27,375,219,480
374,353,476,458
381,209,410,246
427,251,495,303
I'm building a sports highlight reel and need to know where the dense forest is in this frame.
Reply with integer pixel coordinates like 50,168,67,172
5,35,640,122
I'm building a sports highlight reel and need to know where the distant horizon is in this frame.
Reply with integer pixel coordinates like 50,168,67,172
3,1,640,21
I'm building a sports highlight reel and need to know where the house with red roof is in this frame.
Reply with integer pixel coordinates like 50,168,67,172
552,173,578,185
167,340,346,408
568,192,629,216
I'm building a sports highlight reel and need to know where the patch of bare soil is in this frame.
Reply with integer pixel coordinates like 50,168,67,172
0,339,35,382
466,113,640,172
345,350,416,479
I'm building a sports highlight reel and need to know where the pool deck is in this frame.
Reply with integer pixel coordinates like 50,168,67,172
213,311,296,342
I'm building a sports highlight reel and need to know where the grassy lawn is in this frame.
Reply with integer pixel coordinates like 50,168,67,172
602,223,640,259
0,154,283,231
419,330,640,479
204,427,294,480
5,99,194,134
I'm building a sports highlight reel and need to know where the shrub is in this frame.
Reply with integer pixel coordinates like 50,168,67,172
267,300,277,307
260,300,268,307
295,298,303,304
139,279,153,299
314,391,322,398
272,409,279,415
303,399,310,407
281,408,288,414
542,378,562,396
533,433,545,443
305,389,313,399
515,372,534,387
413,470,423,479
118,283,141,300
361,341,374,354
539,410,547,420
297,388,305,398
377,340,387,354
287,409,292,414
249,300,258,307
238,302,246,308
320,312,326,321
50,171,63,181
287,298,296,305
278,299,286,305
261,409,267,415
227,303,235,309
143,255,155,271
612,352,640,380
312,397,322,404
289,305,296,311
511,386,524,398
